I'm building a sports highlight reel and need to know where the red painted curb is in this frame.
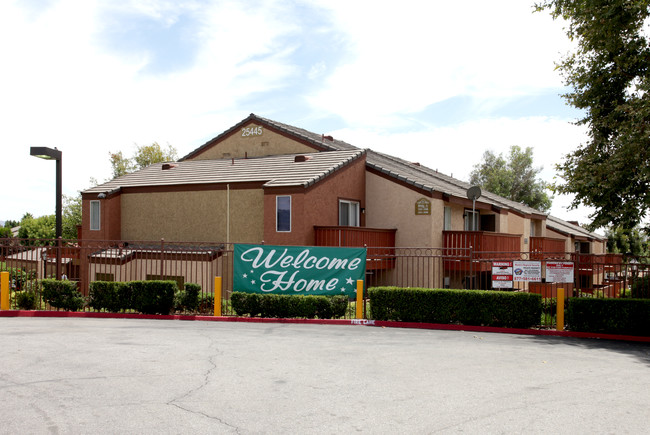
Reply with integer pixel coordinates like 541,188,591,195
1,310,648,343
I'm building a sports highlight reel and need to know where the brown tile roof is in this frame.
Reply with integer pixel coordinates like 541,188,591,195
546,215,605,241
84,149,365,194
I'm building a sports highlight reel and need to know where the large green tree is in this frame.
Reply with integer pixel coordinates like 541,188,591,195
469,145,553,212
110,142,178,178
605,225,648,256
536,1,650,230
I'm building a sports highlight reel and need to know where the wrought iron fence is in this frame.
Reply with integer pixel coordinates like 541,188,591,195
2,238,648,322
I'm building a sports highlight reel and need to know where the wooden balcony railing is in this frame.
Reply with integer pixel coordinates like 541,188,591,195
443,231,522,272
530,237,567,260
314,226,397,270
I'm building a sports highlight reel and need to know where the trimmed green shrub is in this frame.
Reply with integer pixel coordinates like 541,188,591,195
41,279,85,312
88,281,133,312
175,283,201,312
567,298,650,336
15,290,38,310
368,286,542,328
230,292,349,319
131,280,177,315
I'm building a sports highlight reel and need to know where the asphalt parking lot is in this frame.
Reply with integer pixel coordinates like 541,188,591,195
1,317,649,434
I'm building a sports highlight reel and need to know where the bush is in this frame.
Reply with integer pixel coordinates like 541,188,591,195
89,281,132,312
230,292,349,319
131,280,177,315
15,290,38,310
368,287,542,328
175,283,201,312
198,293,215,314
631,276,650,299
567,298,650,336
41,279,85,312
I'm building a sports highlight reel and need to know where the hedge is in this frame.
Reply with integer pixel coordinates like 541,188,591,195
230,292,349,319
368,286,542,328
567,298,650,336
41,279,85,312
88,280,178,315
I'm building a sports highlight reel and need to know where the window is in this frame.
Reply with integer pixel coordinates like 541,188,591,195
276,196,291,232
443,207,452,230
464,209,479,231
90,200,100,231
339,200,360,226
530,221,536,237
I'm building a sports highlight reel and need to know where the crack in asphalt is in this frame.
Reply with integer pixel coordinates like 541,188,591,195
166,332,241,433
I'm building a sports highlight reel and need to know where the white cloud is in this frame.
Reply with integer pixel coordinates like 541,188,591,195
307,0,572,126
0,0,303,220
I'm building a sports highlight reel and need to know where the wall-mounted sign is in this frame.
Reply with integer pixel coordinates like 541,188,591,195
513,260,542,282
234,244,366,296
415,198,431,215
241,125,263,137
546,261,574,283
492,261,513,289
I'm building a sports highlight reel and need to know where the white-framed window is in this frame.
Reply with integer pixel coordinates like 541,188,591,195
339,200,360,227
464,209,479,231
90,200,101,231
530,220,536,237
276,196,291,232
443,206,452,230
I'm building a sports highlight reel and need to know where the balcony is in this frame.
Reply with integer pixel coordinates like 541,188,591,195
314,226,397,270
530,237,567,260
443,231,522,272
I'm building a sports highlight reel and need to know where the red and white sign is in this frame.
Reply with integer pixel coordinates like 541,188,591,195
546,262,574,283
492,261,513,289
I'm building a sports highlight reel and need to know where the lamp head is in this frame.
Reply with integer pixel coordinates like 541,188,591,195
30,146,61,160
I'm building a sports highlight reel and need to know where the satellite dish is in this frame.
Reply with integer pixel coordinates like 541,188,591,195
467,186,482,201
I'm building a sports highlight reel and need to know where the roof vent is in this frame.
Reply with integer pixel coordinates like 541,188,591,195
411,162,421,166
321,134,334,141
294,155,313,163
162,163,178,170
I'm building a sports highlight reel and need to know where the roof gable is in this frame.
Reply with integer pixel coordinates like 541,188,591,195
180,114,356,162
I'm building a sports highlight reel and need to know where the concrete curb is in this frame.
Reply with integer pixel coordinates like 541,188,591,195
1,310,649,343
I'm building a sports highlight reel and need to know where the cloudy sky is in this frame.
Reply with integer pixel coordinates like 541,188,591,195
1,0,595,228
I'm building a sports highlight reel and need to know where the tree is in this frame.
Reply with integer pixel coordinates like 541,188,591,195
110,142,178,178
605,226,648,256
18,215,55,240
535,1,650,230
3,220,19,228
469,145,553,212
62,194,82,239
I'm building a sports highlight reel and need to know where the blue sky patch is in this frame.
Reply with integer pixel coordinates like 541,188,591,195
98,10,200,75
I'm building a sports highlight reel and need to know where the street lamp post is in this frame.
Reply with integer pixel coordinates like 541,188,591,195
30,147,62,279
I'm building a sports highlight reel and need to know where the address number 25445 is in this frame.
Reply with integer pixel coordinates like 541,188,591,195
241,126,263,137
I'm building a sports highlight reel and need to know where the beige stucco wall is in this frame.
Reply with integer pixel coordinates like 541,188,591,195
366,172,440,247
120,189,264,243
188,123,316,161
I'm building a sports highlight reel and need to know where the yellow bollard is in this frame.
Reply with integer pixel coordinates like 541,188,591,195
214,276,222,317
557,288,565,331
1,271,9,310
356,280,364,319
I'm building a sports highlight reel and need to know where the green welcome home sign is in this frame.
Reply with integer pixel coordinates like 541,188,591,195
233,244,366,296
